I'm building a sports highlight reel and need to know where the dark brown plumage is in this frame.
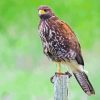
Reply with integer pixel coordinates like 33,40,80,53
38,5,95,95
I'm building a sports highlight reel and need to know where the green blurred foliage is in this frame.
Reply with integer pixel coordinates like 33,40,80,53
0,0,100,100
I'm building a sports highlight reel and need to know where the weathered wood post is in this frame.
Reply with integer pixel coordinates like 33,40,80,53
51,72,72,100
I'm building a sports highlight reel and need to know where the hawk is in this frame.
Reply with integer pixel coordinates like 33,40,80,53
38,5,95,95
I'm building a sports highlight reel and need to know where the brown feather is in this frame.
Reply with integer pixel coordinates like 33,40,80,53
55,20,81,54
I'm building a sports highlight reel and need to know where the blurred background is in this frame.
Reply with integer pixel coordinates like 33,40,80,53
0,0,99,100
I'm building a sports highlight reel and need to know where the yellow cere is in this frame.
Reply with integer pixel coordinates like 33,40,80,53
39,10,46,15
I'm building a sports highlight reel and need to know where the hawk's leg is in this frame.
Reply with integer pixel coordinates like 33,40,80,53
57,62,61,75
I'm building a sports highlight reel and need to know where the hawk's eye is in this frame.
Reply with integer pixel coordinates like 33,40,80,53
44,9,47,12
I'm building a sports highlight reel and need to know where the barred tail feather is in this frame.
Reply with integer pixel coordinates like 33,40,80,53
73,72,95,95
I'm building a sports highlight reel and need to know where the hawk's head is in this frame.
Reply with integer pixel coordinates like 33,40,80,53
38,5,54,20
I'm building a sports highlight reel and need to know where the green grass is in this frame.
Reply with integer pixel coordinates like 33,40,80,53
0,0,100,99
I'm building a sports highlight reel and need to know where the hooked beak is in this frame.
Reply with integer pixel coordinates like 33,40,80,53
39,10,46,15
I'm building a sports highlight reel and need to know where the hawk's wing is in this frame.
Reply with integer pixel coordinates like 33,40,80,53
56,19,84,65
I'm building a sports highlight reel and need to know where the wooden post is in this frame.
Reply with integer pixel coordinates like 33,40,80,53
51,72,71,100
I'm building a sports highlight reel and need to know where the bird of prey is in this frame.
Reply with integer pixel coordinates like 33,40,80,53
38,5,95,95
